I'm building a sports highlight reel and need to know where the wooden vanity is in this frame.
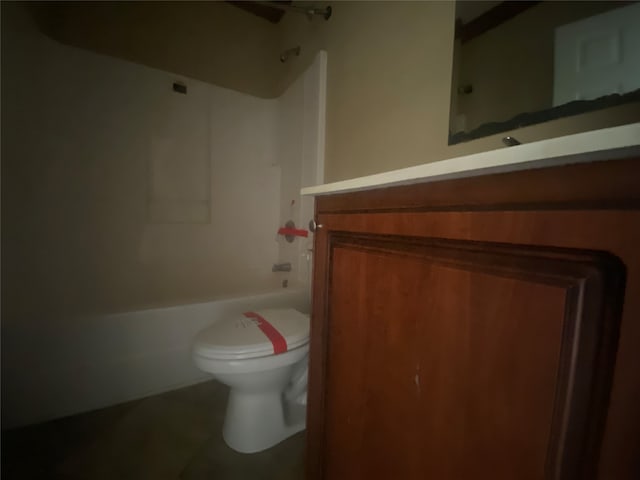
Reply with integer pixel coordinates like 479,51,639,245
305,151,640,479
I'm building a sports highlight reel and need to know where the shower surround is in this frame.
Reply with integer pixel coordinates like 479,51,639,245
2,6,326,428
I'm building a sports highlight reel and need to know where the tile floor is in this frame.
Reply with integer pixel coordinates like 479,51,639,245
1,381,305,479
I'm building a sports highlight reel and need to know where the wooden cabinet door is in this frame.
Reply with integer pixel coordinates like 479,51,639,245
306,159,640,480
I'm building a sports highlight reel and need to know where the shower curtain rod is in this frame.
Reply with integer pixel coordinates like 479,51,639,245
264,2,332,20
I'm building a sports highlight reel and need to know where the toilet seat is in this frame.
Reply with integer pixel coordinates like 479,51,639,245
193,309,309,361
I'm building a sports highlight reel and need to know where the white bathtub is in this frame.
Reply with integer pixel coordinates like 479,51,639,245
1,286,310,429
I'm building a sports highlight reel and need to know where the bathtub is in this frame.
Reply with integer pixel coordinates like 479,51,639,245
1,286,310,429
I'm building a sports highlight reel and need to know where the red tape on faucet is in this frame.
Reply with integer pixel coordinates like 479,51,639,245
243,311,288,354
277,227,309,238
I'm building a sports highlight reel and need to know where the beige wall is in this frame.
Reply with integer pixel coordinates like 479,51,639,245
31,1,281,98
279,1,640,182
33,1,458,182
278,1,457,182
15,2,640,182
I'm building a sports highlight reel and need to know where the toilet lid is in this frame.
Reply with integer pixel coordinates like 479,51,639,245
193,309,310,360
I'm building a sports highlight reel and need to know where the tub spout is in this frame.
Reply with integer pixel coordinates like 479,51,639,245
272,262,292,272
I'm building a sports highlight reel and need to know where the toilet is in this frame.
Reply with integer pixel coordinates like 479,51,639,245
192,308,310,453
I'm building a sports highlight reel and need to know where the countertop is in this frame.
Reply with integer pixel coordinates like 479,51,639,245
301,123,640,197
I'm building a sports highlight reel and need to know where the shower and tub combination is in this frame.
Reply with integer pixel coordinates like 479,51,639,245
1,38,327,438
1,3,327,452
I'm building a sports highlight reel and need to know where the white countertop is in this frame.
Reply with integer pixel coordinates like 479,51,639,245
301,123,640,196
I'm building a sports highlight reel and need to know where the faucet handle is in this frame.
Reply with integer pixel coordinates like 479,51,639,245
308,219,324,232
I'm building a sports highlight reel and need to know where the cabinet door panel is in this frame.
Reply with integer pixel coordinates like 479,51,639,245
312,234,623,480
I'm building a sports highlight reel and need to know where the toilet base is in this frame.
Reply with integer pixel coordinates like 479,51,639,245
222,389,306,453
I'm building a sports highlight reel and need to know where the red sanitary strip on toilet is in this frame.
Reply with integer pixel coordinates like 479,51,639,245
243,311,288,355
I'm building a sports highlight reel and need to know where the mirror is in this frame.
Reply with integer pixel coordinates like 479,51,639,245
449,1,640,145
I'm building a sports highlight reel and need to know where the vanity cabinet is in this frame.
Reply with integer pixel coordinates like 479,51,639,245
306,157,640,480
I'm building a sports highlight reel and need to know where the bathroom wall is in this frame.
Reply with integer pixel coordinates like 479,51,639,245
25,1,640,185
278,1,640,182
30,1,281,98
277,1,456,183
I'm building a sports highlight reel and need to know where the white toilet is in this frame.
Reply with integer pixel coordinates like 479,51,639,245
192,308,310,454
